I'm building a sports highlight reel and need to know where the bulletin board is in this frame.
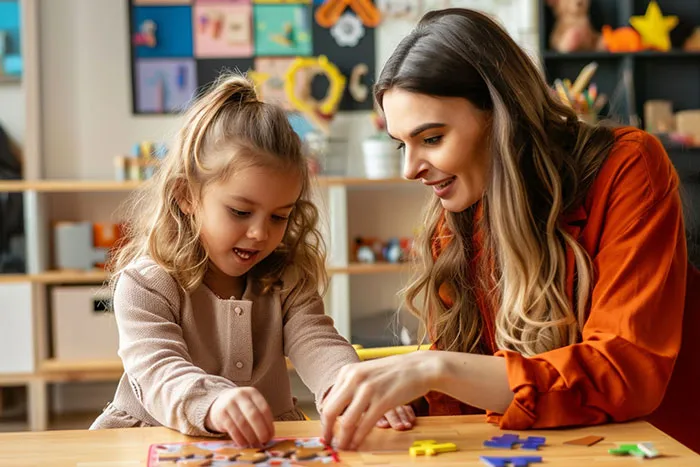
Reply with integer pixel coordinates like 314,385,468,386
128,0,378,115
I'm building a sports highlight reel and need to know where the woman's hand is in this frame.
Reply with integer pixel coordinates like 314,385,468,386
321,352,439,450
205,387,274,447
375,405,416,430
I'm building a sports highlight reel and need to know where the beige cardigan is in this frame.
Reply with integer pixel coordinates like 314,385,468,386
90,257,359,436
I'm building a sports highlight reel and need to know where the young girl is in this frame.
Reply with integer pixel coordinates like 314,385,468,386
90,74,415,445
320,8,700,452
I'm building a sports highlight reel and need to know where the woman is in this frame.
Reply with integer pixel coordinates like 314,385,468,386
321,8,699,452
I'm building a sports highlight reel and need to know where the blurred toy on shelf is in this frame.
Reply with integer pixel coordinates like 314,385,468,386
546,0,604,53
551,62,607,125
115,141,167,181
644,100,700,148
629,0,678,52
54,222,124,271
601,26,643,52
353,236,413,263
362,109,402,179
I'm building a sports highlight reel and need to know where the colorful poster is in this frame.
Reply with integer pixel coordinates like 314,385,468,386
253,4,312,56
132,6,194,58
193,3,254,57
135,59,197,113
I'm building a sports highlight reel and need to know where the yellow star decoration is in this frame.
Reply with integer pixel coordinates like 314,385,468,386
630,1,678,51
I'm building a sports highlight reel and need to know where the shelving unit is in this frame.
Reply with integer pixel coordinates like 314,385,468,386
538,0,700,265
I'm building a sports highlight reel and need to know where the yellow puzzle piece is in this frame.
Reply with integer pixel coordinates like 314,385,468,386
409,440,458,457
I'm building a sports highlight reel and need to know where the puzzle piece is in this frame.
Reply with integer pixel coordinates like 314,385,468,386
609,442,659,458
563,435,604,446
480,456,543,467
175,460,213,466
293,446,325,460
409,440,458,456
157,444,214,462
484,435,546,450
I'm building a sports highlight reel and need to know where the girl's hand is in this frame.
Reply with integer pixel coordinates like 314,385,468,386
205,387,274,447
375,405,416,431
321,352,438,450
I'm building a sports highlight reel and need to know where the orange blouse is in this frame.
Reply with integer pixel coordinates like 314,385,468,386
427,128,699,451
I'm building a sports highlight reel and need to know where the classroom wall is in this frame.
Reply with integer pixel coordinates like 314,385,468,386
0,85,25,144
38,0,539,180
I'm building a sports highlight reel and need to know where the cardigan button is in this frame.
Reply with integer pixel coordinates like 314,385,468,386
234,306,243,316
236,361,244,369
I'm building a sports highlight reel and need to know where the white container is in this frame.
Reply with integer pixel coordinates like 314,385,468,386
362,138,402,179
51,285,119,361
0,282,34,373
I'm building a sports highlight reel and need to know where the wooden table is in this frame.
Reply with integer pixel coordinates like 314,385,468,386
0,415,696,466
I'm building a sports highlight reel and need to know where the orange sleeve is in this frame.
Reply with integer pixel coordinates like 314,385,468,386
492,133,687,429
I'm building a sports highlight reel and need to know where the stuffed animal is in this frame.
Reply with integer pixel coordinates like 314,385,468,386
547,0,605,52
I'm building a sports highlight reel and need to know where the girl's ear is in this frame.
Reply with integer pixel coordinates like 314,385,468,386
174,179,194,215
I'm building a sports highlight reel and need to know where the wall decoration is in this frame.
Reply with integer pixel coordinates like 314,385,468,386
0,0,22,78
330,12,365,47
132,6,194,58
254,4,313,56
252,57,305,110
312,2,375,111
314,0,381,28
128,0,377,115
193,3,253,57
135,59,197,113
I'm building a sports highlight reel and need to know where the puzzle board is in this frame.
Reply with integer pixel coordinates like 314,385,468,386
147,437,340,466
128,0,377,115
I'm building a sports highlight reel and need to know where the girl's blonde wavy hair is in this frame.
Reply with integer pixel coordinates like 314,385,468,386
375,9,617,356
111,74,326,299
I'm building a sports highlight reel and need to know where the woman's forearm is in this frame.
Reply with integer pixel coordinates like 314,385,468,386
425,351,514,414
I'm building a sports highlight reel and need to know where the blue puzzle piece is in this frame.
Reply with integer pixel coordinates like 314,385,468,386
480,456,543,467
484,435,546,450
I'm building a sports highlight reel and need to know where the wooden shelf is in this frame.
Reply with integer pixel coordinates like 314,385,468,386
0,177,414,193
0,270,110,285
0,180,142,192
328,262,410,275
39,359,123,383
0,263,410,284
0,373,37,386
542,50,700,59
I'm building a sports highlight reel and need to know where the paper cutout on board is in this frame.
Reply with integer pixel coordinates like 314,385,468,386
133,19,157,48
330,12,365,46
194,4,253,57
254,4,312,55
252,57,305,110
135,59,197,113
132,6,193,57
